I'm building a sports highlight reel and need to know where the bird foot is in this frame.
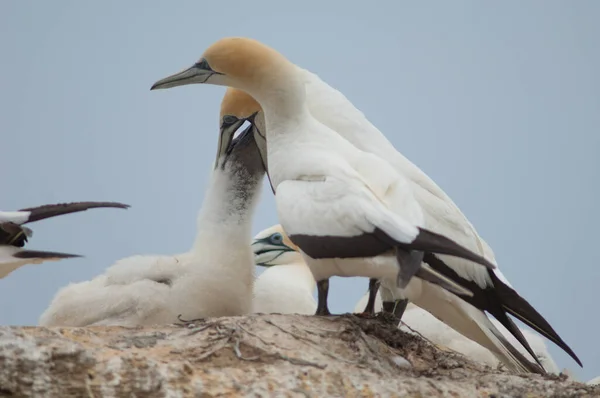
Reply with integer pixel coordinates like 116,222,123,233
315,307,332,316
176,314,206,328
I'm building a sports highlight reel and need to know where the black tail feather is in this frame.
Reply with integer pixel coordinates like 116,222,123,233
487,300,545,369
423,253,539,365
490,272,583,367
424,253,582,368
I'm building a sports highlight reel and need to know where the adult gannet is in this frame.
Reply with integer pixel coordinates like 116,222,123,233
297,65,584,371
151,38,499,311
39,103,265,326
251,224,317,315
0,202,129,279
149,38,581,373
298,64,582,367
353,293,560,374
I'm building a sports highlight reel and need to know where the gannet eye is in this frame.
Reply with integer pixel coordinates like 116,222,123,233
222,115,238,126
269,233,283,245
194,59,211,70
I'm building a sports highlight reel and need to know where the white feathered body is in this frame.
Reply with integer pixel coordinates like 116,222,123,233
266,112,425,284
252,262,316,315
299,67,495,289
289,67,554,372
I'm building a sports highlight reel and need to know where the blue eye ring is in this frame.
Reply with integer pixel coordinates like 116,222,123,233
269,233,283,245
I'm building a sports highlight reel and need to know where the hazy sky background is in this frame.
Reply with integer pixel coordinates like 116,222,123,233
1,1,598,381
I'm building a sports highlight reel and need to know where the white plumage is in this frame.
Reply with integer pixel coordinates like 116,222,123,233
251,224,316,315
149,37,579,373
0,202,129,279
39,100,265,326
299,52,581,374
152,36,495,297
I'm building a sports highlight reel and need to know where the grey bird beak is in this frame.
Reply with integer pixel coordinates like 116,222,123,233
150,59,222,91
216,118,247,169
251,237,295,267
216,112,259,169
217,124,254,170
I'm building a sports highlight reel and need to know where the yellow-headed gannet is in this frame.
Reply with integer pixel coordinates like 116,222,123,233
149,39,580,373
251,224,316,315
297,64,582,372
0,202,129,279
39,93,265,326
150,37,497,316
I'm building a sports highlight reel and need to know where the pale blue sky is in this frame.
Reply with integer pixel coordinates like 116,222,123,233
1,1,598,381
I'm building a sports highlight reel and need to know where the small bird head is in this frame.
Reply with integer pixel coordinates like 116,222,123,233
150,37,293,95
251,224,299,267
217,88,267,170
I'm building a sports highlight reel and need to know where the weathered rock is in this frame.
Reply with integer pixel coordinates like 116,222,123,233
0,314,596,397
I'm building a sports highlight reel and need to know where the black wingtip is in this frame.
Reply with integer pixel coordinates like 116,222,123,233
491,273,583,368
13,250,83,260
493,308,546,369
422,253,582,368
19,201,131,223
412,228,496,270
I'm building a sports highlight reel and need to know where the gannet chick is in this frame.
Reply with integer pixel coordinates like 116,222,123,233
151,38,497,310
353,293,560,374
0,202,129,279
251,224,316,315
39,102,265,326
149,39,580,373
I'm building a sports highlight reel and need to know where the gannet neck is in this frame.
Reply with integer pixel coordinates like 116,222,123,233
277,250,304,265
244,69,309,126
191,157,264,253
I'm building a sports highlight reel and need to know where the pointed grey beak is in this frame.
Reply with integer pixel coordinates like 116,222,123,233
216,112,260,169
150,59,222,91
216,117,248,169
251,238,295,267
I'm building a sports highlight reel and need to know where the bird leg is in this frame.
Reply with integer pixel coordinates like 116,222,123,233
362,278,381,315
315,279,332,316
395,248,425,289
382,299,409,320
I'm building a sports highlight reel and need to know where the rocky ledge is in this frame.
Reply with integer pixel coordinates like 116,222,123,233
0,314,596,397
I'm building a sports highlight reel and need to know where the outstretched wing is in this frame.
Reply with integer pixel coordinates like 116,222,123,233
19,201,130,224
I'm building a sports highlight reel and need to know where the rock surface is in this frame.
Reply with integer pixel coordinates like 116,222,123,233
0,313,596,397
